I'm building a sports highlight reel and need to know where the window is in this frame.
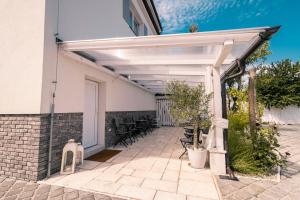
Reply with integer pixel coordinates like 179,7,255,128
123,0,143,36
129,10,133,28
133,18,140,35
144,25,148,36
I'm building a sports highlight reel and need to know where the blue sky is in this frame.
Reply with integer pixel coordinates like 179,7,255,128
153,0,300,62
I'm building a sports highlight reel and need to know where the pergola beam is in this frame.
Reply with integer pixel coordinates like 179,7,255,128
116,69,206,76
129,75,205,82
214,40,234,68
96,59,233,66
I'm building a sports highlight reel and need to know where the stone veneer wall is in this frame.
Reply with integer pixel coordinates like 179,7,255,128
0,113,82,181
105,110,156,147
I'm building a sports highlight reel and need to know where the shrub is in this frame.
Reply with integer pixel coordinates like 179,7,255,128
227,94,286,175
256,59,300,109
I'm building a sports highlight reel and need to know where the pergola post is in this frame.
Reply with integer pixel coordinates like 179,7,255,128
209,41,233,175
209,66,227,174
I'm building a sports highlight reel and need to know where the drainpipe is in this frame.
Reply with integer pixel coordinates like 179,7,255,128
221,60,245,172
47,0,60,178
47,92,56,177
220,26,281,173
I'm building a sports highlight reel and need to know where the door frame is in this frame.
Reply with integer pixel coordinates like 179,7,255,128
84,77,107,158
83,79,99,149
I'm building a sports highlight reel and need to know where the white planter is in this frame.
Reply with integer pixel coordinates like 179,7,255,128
187,146,207,169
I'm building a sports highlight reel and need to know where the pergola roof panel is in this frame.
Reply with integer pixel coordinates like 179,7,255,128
60,27,274,94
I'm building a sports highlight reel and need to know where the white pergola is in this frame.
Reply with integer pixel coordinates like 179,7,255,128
59,26,278,174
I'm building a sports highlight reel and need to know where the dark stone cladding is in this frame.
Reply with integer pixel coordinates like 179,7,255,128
105,110,156,147
0,113,82,181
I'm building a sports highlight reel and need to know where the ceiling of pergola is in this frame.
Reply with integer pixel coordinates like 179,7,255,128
60,27,270,94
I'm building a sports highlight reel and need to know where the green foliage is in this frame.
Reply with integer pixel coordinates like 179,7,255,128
228,131,264,174
228,96,287,175
167,81,211,148
189,24,199,33
228,109,249,134
245,41,272,65
253,126,287,173
167,81,211,127
228,87,248,111
256,59,300,109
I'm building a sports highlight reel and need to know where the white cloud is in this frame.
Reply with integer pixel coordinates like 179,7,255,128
153,0,272,33
153,0,239,33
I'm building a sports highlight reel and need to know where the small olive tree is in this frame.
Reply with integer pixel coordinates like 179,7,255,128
167,81,212,149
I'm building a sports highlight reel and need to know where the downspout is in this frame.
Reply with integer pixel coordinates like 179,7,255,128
47,0,60,178
220,26,281,173
221,59,245,173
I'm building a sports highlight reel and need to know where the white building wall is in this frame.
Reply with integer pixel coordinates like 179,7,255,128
42,53,156,113
0,0,46,114
57,0,155,41
262,106,300,124
41,0,156,114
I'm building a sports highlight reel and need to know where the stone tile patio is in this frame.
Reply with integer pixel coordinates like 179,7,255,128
41,127,220,200
215,124,300,200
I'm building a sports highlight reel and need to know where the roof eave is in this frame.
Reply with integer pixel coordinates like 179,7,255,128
142,0,163,34
221,25,281,80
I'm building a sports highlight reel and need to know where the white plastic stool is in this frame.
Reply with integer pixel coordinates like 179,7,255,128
60,139,78,175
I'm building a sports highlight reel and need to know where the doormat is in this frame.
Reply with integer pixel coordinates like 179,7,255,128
86,149,122,162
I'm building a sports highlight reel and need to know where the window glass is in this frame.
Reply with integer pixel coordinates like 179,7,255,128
144,25,148,36
129,11,133,28
133,18,139,35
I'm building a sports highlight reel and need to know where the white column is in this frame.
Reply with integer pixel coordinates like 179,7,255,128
209,66,227,175
212,67,224,150
209,41,233,175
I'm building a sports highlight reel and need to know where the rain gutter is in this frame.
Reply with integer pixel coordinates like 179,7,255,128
220,25,281,172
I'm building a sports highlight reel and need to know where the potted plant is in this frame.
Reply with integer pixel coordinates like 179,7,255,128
167,81,212,168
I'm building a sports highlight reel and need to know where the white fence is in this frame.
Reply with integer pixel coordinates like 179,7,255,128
262,105,300,124
156,98,175,126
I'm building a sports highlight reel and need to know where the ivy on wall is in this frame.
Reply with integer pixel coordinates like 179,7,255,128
256,59,300,109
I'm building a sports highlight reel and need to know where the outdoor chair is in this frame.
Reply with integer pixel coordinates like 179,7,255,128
135,119,148,136
179,128,201,158
111,118,129,147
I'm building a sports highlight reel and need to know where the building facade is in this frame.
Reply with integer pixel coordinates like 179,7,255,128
0,0,161,181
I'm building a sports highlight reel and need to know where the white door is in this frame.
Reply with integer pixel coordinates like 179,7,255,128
83,80,98,148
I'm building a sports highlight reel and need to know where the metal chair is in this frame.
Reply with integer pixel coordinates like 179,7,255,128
179,128,201,159
112,118,129,147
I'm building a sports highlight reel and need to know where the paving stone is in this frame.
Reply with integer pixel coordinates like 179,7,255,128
23,183,38,192
0,185,11,192
5,187,23,197
1,179,16,187
141,178,178,192
35,184,51,195
154,191,186,200
18,190,35,199
33,193,49,200
80,196,95,200
64,190,79,200
10,181,26,189
0,177,5,183
3,196,18,200
115,185,156,200
94,193,112,200
0,177,123,200
0,191,6,198
49,186,64,198
49,196,64,200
